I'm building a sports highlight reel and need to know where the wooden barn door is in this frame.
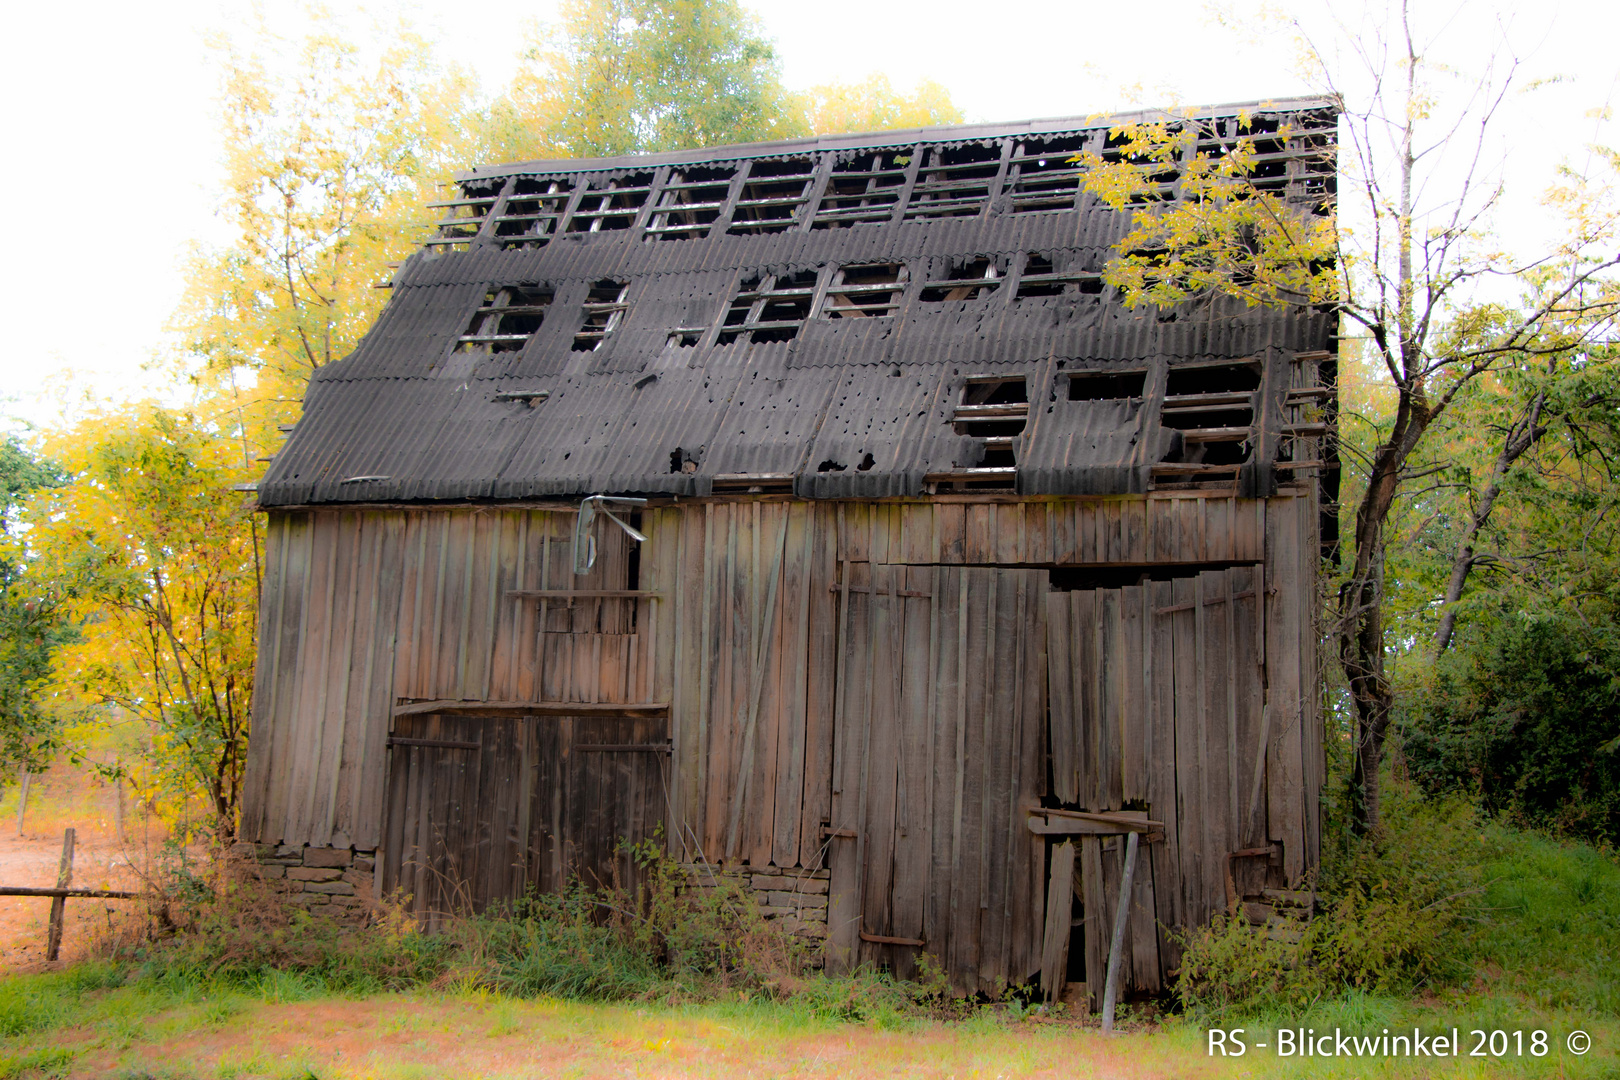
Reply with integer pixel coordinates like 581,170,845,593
825,564,1047,995
380,712,669,919
1044,564,1267,1001
380,713,532,928
527,714,670,896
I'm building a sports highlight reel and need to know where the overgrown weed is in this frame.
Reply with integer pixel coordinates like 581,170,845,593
1176,774,1620,1033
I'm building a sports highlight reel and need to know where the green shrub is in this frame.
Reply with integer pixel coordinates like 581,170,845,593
1176,785,1486,1019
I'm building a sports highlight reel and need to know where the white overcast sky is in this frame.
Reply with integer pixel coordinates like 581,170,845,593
3,0,1617,431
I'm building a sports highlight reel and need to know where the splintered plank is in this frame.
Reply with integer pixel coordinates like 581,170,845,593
703,504,738,859
1046,592,1078,804
343,513,398,850
1040,840,1076,1002
1080,834,1105,1011
288,512,339,845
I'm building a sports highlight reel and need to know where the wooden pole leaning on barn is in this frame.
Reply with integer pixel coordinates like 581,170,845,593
1099,829,1140,1035
45,828,74,962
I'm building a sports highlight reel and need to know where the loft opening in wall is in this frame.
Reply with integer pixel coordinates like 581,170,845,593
904,143,1002,219
573,281,631,351
717,270,819,344
1006,134,1088,213
728,158,816,234
567,174,653,232
425,177,502,251
646,166,734,240
812,150,910,228
495,177,575,249
457,286,554,353
821,264,907,318
919,257,1004,302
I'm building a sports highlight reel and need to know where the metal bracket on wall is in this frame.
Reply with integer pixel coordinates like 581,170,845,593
573,494,648,574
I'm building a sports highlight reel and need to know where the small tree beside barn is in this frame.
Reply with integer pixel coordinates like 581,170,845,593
241,99,1337,1002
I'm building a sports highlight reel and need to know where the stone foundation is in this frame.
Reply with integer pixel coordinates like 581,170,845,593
234,843,375,921
677,862,830,945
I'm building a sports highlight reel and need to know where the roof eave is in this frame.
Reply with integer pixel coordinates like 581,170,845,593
456,95,1340,181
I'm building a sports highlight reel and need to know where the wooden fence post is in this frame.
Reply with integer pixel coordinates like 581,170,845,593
16,770,30,835
45,828,75,962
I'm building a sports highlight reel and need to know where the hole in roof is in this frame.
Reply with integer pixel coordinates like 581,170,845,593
856,452,875,471
1166,362,1261,395
954,377,1029,438
822,263,906,319
573,280,629,351
920,256,1004,302
1069,371,1146,401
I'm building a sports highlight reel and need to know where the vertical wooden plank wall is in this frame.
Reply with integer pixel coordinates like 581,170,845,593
245,489,1321,999
243,511,406,850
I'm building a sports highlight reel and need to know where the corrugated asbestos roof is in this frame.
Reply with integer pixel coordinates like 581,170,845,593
259,100,1338,507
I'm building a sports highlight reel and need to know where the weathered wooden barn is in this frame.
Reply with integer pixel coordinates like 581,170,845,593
243,98,1336,1001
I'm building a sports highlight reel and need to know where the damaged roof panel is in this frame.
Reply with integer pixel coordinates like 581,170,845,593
260,101,1337,507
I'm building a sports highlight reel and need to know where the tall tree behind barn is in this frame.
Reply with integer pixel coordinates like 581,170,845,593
241,101,1337,998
